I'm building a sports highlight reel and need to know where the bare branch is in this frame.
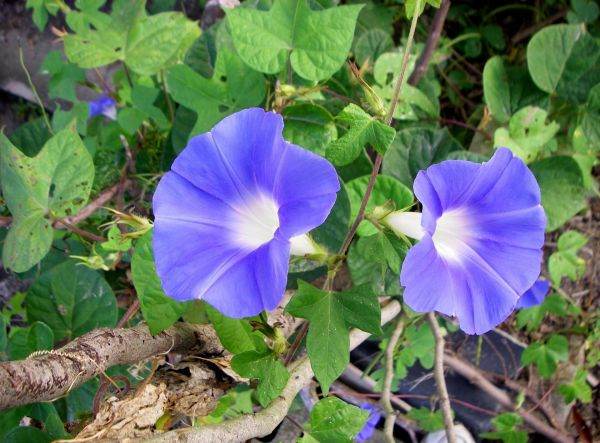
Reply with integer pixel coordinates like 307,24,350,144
444,354,574,443
408,0,451,87
428,312,457,443
0,323,221,410
382,316,404,442
0,184,120,229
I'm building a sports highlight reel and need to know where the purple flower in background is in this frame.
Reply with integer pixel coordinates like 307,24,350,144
356,404,381,442
89,95,116,119
516,279,550,309
385,148,546,334
152,108,339,318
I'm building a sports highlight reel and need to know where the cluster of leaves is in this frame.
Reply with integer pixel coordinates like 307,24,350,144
0,0,598,441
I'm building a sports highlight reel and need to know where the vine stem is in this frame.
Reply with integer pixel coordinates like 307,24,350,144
18,47,53,135
385,0,422,126
160,70,175,124
427,312,457,443
55,218,106,243
284,0,422,368
382,316,404,442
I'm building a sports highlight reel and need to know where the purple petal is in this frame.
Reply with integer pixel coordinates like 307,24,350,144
89,95,116,118
516,279,550,309
402,147,546,334
356,404,382,442
202,236,290,318
152,108,338,316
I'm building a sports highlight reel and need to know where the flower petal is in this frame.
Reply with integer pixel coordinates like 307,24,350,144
516,279,550,309
202,235,291,318
268,142,340,238
169,108,281,206
401,236,520,334
402,148,546,334
413,160,479,233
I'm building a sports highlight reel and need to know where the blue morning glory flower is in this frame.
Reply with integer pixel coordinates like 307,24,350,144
152,108,339,318
89,95,116,119
356,404,381,442
385,148,546,334
516,279,550,309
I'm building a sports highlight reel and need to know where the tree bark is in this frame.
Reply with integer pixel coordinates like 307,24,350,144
0,322,222,410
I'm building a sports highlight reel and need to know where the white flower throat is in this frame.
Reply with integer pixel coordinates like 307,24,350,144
385,210,472,262
233,194,280,248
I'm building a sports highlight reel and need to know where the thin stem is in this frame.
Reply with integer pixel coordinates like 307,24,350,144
54,218,106,243
336,154,383,257
284,322,308,366
385,0,422,125
93,67,114,95
160,70,175,124
382,316,404,443
123,63,134,88
408,0,451,86
19,47,53,135
117,299,140,328
427,312,456,443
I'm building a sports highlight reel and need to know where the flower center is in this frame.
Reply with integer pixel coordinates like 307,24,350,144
233,194,280,248
432,209,471,262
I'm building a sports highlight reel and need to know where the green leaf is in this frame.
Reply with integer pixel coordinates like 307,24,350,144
494,107,559,163
346,174,413,236
307,397,369,442
568,0,600,24
231,350,289,407
405,0,441,18
64,7,199,76
483,56,512,123
8,322,54,361
206,306,268,354
0,406,32,441
118,84,170,134
521,335,569,378
282,104,337,156
125,12,200,76
347,233,404,296
286,281,381,392
406,407,445,432
166,48,266,137
581,83,600,151
354,29,393,66
29,403,69,440
481,412,527,443
482,57,548,125
326,104,396,166
8,117,52,157
100,225,132,252
3,427,52,443
26,0,50,30
372,54,438,120
529,156,586,232
52,102,89,135
0,128,94,272
527,24,600,104
548,230,587,286
311,180,350,253
41,51,87,103
131,231,189,335
26,261,117,341
382,127,462,187
559,367,592,403
404,322,435,369
517,293,566,332
226,0,363,81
